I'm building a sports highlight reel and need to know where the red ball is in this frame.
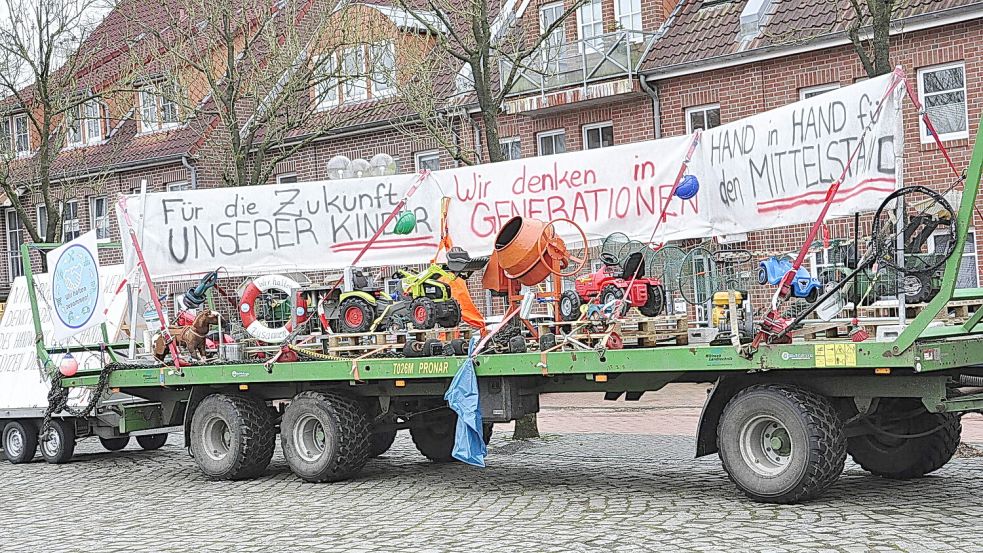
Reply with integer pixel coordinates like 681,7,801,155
59,353,79,377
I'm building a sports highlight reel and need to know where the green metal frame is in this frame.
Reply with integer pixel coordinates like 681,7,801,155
38,118,983,417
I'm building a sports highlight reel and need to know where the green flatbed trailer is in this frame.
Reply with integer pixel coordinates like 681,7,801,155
42,123,983,504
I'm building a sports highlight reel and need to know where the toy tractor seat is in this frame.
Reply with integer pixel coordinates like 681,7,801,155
351,269,382,293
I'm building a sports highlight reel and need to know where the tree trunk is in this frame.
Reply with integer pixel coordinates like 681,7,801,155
512,413,540,439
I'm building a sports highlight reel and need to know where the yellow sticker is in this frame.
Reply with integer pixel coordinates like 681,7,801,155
813,343,856,367
814,344,826,367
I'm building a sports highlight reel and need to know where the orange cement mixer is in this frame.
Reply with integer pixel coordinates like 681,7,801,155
483,217,588,292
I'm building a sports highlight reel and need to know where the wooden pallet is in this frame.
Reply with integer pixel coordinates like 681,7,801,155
321,327,474,355
855,298,983,321
537,314,689,347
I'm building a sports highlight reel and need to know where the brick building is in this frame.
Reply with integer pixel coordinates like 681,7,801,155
1,0,981,316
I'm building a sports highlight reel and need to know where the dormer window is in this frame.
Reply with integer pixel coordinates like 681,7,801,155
10,114,29,156
138,82,180,133
314,41,396,110
66,100,105,148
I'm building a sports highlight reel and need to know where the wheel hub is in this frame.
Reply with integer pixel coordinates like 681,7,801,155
7,428,24,457
41,429,60,457
202,416,232,461
739,415,793,476
294,414,326,462
345,307,363,326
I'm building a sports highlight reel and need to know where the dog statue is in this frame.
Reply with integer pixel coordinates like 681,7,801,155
153,310,220,361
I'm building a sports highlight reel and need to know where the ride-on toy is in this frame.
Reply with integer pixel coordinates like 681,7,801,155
559,251,665,321
757,256,823,303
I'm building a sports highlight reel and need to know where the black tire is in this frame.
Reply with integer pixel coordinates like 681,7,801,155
804,287,820,304
600,285,629,316
410,297,438,329
638,284,665,317
421,339,443,357
190,393,276,480
436,299,462,328
137,433,168,451
847,399,961,480
3,420,38,464
281,391,371,482
40,419,76,464
757,266,768,285
100,436,130,451
448,338,466,356
369,429,398,458
559,290,582,322
717,384,846,504
338,297,374,333
410,414,456,462
539,332,557,351
483,423,494,445
403,340,423,358
508,335,527,353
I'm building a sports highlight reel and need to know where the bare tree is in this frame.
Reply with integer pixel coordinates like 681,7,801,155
848,0,898,77
394,0,585,164
0,0,113,246
124,0,382,187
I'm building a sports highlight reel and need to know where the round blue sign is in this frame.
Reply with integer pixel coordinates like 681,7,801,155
52,244,100,330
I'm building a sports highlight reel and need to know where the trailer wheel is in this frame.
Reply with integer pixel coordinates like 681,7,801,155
2,420,38,464
717,384,845,504
369,429,398,458
410,414,456,462
847,399,961,480
281,392,371,482
100,436,130,451
40,419,76,464
137,434,168,451
190,393,276,480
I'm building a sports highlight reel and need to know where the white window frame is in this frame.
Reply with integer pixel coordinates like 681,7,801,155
799,83,840,100
577,0,604,50
537,129,566,156
61,200,81,242
36,205,47,242
500,137,521,161
540,1,565,70
685,103,721,134
582,121,614,150
138,84,180,133
928,229,979,289
370,41,396,98
167,181,192,192
614,0,642,41
415,150,440,172
6,209,23,279
276,172,298,184
314,54,340,110
917,61,969,144
13,113,29,156
90,196,110,241
342,46,368,103
65,100,104,149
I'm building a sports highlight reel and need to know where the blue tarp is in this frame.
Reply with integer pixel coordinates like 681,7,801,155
443,337,487,467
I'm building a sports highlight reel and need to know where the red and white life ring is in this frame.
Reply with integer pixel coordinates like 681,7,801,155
239,274,310,343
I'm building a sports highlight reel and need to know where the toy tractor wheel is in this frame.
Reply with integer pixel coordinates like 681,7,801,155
757,266,768,285
508,335,527,354
804,287,820,304
605,332,624,350
447,338,466,356
539,332,557,351
338,297,374,333
436,299,462,328
601,285,629,316
410,298,437,329
559,290,582,322
639,284,665,317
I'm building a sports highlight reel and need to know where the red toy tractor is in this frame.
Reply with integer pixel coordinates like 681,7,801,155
559,251,665,321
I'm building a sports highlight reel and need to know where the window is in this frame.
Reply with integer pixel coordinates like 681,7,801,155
370,42,396,98
0,118,9,155
62,200,80,242
36,205,47,242
799,83,840,100
277,173,298,184
583,122,613,149
139,84,180,133
540,2,565,70
314,55,339,110
537,130,566,156
615,0,642,40
686,104,721,133
500,137,521,161
167,181,192,192
929,230,979,289
918,62,968,143
342,47,367,103
6,210,23,278
13,114,29,156
90,196,110,240
415,151,440,172
577,0,603,49
65,100,104,148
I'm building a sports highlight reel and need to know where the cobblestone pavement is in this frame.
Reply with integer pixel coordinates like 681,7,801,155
2,422,982,552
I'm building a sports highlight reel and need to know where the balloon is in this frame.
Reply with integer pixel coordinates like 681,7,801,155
60,353,79,378
675,175,699,200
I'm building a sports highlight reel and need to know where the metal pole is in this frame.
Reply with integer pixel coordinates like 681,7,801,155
127,180,148,359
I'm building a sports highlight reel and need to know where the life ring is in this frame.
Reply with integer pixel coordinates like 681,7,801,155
239,275,310,343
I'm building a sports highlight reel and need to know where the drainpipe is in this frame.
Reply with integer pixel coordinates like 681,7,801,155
639,76,662,139
181,155,198,189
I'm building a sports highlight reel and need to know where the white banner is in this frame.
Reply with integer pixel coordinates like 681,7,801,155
46,231,107,342
119,75,903,279
693,72,903,234
0,266,125,410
